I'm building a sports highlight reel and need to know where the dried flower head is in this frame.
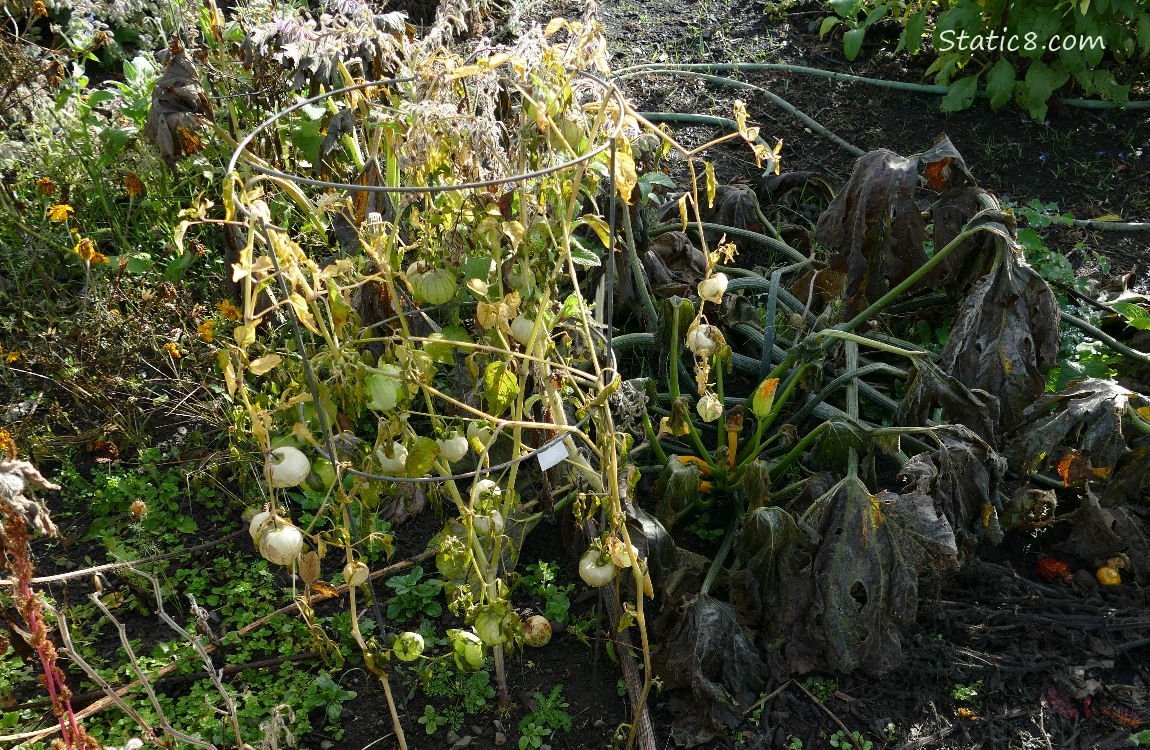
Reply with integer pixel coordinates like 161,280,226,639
32,0,47,17
36,176,56,195
123,173,144,197
129,500,148,518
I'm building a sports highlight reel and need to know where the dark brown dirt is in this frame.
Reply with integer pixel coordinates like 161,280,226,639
584,0,1150,284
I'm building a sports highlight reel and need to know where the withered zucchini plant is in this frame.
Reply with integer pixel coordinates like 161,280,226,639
606,132,1150,745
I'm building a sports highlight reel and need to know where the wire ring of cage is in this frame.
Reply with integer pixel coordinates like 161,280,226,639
224,71,628,202
359,299,607,387
303,300,619,484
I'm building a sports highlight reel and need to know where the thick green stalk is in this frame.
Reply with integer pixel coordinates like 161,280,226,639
769,421,830,481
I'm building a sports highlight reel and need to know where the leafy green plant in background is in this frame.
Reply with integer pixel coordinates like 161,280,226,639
801,677,837,702
520,561,573,624
951,679,983,702
931,0,1144,118
385,566,445,622
418,705,449,735
830,729,873,750
56,452,202,554
518,685,573,749
416,656,497,733
818,0,1148,118
819,0,895,61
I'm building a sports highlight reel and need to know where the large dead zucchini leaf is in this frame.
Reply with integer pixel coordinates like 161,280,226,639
1101,439,1150,506
811,475,954,674
626,505,677,589
730,506,818,676
931,186,1002,296
654,594,766,748
1009,378,1133,480
897,425,1006,558
897,356,1001,445
143,43,212,167
938,245,1060,433
813,137,972,316
642,231,708,299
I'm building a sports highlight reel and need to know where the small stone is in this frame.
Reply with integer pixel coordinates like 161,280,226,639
539,745,550,750
446,731,461,744
319,742,334,750
449,737,472,750
493,720,505,732
494,732,507,746
593,719,607,729
471,725,484,736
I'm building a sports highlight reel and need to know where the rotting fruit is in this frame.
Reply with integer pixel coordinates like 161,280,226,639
523,615,552,647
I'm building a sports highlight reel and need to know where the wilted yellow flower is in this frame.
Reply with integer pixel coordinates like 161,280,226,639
32,0,47,17
129,500,148,518
37,176,56,195
73,236,108,265
197,319,215,342
218,299,242,321
5,351,21,363
164,342,182,359
0,429,15,460
47,203,74,222
124,173,144,197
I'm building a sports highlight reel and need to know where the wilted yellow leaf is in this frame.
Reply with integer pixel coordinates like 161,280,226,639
484,52,510,69
579,214,613,249
248,354,282,376
704,161,717,209
289,293,320,334
233,323,256,350
678,193,689,232
310,581,340,600
218,351,237,396
173,220,191,256
448,64,483,80
544,17,566,36
614,142,637,205
502,220,525,250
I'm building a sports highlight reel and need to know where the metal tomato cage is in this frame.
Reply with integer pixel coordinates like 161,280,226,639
225,71,627,489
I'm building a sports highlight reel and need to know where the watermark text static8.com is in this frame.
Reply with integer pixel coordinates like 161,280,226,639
938,29,1106,53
